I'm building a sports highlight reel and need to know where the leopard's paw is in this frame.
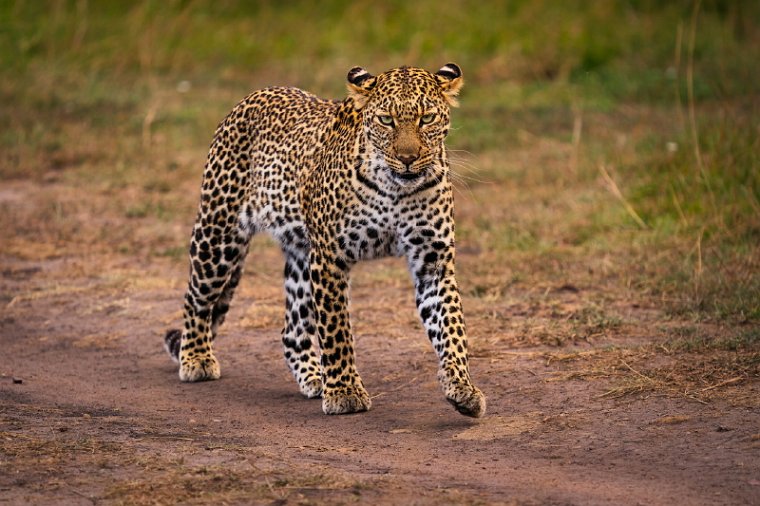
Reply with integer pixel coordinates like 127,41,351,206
439,371,486,418
446,385,486,418
322,385,371,415
179,354,221,382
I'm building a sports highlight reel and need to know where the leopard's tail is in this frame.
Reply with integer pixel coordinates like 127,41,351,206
164,329,181,363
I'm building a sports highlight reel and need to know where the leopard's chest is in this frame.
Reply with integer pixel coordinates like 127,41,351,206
337,202,402,262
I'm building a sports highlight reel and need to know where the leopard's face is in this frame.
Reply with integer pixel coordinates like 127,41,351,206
347,65,463,185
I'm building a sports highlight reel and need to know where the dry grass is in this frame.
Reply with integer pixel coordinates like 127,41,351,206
1,399,374,505
103,464,276,506
533,328,760,406
0,427,367,505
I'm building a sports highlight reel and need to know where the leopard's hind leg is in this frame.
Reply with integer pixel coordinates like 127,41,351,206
164,257,245,365
166,217,251,382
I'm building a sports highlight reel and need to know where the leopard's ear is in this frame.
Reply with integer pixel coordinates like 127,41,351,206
346,66,377,110
435,63,464,107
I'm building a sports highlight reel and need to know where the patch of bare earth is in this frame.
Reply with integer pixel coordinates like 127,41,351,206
2,178,759,506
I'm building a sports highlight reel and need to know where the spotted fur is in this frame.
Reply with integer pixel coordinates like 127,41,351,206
164,64,486,417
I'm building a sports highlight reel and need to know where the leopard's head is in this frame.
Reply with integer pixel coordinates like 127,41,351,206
346,64,463,185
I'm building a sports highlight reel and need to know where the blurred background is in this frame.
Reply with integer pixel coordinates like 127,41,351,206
1,0,758,325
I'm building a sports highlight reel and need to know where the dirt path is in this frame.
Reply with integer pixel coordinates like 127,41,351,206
1,181,759,505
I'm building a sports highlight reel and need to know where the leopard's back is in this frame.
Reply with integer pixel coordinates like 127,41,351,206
201,86,338,235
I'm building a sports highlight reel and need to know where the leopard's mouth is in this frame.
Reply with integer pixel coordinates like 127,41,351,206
392,170,424,181
377,158,431,185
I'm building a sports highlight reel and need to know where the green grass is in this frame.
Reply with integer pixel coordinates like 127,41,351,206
666,325,760,352
1,0,758,322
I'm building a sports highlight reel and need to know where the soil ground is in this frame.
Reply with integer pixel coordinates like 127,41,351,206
1,177,758,506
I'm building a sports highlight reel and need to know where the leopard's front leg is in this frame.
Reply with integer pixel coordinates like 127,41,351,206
309,245,371,415
405,235,486,418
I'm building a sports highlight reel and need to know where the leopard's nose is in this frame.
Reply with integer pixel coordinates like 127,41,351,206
397,153,419,168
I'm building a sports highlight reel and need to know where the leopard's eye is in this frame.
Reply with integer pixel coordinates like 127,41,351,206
377,115,394,127
420,113,435,126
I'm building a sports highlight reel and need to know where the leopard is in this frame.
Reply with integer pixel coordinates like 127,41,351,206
164,63,486,417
